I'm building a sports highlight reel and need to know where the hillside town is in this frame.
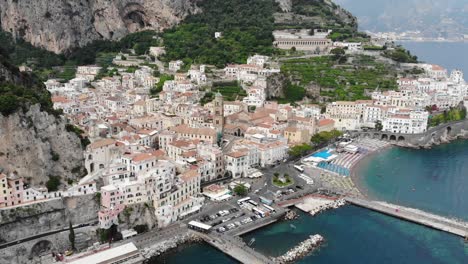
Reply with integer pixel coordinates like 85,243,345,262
2,26,468,264
2,28,468,225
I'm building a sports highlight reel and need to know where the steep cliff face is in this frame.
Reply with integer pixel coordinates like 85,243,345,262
0,195,99,243
0,0,198,53
0,104,85,186
0,54,85,186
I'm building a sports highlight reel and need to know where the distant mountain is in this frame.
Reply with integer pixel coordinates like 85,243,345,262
334,0,468,38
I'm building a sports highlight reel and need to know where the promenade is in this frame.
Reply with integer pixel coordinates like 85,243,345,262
346,197,468,237
200,233,273,264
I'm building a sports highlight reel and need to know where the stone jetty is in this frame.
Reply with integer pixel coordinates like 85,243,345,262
141,232,202,258
309,198,346,216
274,234,324,263
295,197,346,216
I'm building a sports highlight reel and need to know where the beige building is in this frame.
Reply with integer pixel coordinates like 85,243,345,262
283,126,310,144
273,29,332,52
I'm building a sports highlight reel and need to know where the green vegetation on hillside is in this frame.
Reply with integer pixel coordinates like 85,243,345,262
281,55,398,101
46,176,61,192
0,30,160,80
150,74,174,96
276,0,362,42
382,46,418,63
428,107,467,127
0,31,65,68
0,82,54,116
212,81,246,101
162,0,276,67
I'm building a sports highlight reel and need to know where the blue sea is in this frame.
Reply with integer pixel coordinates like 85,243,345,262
157,206,468,264
398,41,468,75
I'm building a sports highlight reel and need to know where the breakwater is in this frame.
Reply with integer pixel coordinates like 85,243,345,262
295,197,346,216
141,232,202,259
274,234,324,264
345,197,468,237
309,199,346,216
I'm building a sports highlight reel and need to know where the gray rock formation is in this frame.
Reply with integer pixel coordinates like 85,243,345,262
0,104,85,186
0,195,99,243
0,0,199,53
119,202,158,230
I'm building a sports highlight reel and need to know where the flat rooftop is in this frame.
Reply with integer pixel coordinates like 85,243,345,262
70,243,143,264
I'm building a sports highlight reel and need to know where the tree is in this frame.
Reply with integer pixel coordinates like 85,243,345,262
69,221,75,250
375,120,383,131
330,47,345,58
233,184,248,196
288,144,313,158
46,176,61,192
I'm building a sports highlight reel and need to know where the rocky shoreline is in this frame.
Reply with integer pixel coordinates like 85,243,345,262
284,210,299,220
141,232,202,260
274,234,324,263
309,199,346,216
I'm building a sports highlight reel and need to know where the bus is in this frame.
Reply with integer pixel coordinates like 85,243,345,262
263,204,276,213
188,221,212,233
294,165,304,172
248,200,259,206
237,197,251,205
252,207,267,218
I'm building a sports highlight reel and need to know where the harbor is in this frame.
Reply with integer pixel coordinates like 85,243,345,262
345,197,468,238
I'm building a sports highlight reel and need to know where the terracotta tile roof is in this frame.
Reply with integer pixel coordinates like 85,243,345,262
318,119,334,126
226,151,247,158
89,138,116,149
180,169,199,182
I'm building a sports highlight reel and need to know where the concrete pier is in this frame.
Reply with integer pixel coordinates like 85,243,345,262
345,197,468,237
199,233,273,264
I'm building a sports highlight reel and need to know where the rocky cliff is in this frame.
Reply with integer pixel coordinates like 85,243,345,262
0,195,99,243
0,104,85,186
0,54,85,186
0,0,199,53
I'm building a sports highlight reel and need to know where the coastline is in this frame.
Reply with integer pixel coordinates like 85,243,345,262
349,142,393,199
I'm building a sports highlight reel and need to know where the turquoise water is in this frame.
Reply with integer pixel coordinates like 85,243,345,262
311,150,332,159
355,140,468,220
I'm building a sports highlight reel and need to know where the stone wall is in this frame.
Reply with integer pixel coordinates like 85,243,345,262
353,119,468,148
0,226,96,264
0,194,99,243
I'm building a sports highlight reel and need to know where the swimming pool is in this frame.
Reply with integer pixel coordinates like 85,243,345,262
311,150,332,159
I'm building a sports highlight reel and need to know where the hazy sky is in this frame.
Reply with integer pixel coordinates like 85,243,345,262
334,0,468,32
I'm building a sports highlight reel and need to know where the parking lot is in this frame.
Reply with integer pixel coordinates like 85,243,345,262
195,196,280,234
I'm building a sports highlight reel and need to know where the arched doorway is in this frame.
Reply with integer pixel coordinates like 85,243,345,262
397,136,405,142
30,240,53,259
390,135,397,141
381,134,388,140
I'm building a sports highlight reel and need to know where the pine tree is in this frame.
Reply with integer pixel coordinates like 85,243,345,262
69,221,75,250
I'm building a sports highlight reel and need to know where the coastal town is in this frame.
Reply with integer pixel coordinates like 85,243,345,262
2,10,468,264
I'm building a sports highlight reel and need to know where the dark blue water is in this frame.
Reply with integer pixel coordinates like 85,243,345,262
158,206,468,263
150,242,237,264
355,140,468,220
398,41,468,74
243,207,468,264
